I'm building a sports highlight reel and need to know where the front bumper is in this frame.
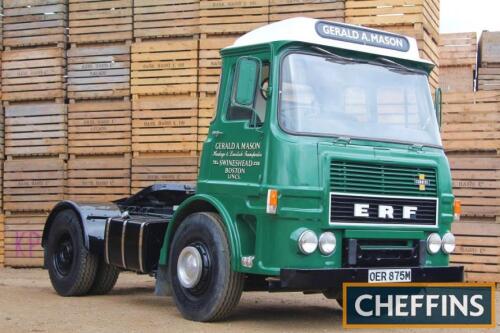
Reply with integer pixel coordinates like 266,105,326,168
276,266,464,291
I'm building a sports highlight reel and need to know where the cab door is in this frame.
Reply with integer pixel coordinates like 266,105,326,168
203,53,270,196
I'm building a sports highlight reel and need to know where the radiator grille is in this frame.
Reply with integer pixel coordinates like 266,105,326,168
330,161,437,197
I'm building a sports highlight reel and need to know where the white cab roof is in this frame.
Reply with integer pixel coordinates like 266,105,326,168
229,17,432,65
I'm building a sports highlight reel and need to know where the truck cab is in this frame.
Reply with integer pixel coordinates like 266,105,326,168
42,18,463,322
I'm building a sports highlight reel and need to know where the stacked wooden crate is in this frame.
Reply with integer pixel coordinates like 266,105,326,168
477,31,500,91
439,32,477,93
345,0,440,89
442,91,500,283
269,0,344,22
131,30,199,192
67,2,132,203
1,0,68,267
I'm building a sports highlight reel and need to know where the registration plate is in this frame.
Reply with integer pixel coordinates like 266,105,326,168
368,268,411,283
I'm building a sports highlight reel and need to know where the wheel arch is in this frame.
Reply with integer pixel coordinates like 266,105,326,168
159,194,242,269
42,201,88,249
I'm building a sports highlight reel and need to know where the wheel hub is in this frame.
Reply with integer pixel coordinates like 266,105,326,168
177,246,203,289
54,234,74,277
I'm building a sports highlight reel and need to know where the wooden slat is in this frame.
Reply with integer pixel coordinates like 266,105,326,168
69,0,132,45
66,155,131,202
199,0,269,35
269,0,344,22
131,40,198,96
4,158,66,212
68,100,131,155
198,36,237,94
478,31,500,66
67,44,130,100
5,103,67,157
439,32,477,67
442,92,500,153
132,95,198,154
2,47,65,102
451,222,500,283
4,213,47,267
3,0,67,48
131,155,198,193
133,0,200,40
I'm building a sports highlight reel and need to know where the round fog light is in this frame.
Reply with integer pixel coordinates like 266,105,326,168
441,232,456,254
427,233,442,254
298,230,318,255
319,232,336,255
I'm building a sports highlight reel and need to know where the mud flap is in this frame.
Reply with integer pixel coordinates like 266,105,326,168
154,264,172,297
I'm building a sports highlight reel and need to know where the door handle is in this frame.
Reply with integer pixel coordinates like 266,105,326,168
212,130,224,137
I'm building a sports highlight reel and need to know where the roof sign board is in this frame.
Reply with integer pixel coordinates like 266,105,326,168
315,21,410,52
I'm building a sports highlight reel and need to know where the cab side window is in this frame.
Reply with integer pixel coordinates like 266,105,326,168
227,61,269,126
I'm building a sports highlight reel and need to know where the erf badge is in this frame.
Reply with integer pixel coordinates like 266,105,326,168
415,174,430,191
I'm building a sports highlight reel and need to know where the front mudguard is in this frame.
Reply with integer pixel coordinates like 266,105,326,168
42,201,122,256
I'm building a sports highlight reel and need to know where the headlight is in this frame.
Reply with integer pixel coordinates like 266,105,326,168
318,232,336,255
427,233,442,254
441,232,456,254
298,230,318,255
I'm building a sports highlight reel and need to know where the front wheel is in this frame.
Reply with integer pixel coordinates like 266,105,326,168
169,212,244,322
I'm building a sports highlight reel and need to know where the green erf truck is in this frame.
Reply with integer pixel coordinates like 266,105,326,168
42,18,463,322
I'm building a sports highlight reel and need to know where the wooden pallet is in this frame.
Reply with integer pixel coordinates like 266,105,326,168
0,106,4,160
134,0,200,41
440,66,475,93
345,0,440,88
0,215,4,267
5,103,67,157
68,100,131,155
477,67,500,91
66,155,130,202
69,0,133,45
67,44,131,100
131,155,198,193
1,47,66,102
131,40,198,97
4,158,66,212
451,222,500,283
199,0,269,36
198,94,216,151
132,95,198,154
439,32,477,67
3,0,67,49
198,36,237,94
442,92,500,152
478,31,500,67
448,154,499,222
4,212,47,267
269,0,344,22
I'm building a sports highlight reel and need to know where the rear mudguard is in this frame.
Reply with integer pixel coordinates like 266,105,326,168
42,201,122,256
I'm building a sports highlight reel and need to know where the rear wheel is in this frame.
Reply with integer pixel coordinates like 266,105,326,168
169,212,244,322
88,259,120,295
46,209,98,296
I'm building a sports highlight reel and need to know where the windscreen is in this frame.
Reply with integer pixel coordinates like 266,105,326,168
279,53,442,147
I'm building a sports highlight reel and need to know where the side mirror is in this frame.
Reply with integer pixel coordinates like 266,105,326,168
232,57,261,108
434,87,442,128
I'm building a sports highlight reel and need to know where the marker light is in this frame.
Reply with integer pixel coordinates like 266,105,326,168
453,199,461,222
442,233,456,254
427,233,442,254
266,189,278,214
298,230,318,255
318,232,336,255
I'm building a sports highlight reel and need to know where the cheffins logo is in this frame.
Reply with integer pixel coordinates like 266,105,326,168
343,283,495,328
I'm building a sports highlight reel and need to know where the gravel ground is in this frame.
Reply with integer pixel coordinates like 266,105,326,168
0,268,498,333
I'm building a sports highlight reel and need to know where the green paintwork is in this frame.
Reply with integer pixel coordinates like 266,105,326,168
159,39,455,276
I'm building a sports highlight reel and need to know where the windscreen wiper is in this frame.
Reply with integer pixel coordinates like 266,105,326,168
374,56,424,74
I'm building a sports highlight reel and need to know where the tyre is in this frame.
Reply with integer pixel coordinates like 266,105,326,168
46,209,98,296
88,259,120,295
169,212,244,322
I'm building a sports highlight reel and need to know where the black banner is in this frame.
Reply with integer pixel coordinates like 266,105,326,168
315,21,410,52
343,283,495,328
